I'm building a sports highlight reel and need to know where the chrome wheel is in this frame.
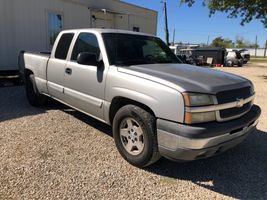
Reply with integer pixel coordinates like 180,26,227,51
113,105,161,167
119,117,145,156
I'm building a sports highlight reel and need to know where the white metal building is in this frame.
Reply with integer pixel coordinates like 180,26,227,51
0,0,158,70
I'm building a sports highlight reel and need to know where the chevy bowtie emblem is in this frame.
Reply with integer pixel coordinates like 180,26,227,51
236,98,244,108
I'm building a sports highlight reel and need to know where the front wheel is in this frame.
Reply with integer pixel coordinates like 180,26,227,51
112,105,160,167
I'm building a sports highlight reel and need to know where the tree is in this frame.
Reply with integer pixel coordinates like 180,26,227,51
210,37,234,48
248,43,259,49
235,36,259,48
235,36,248,48
180,0,267,27
235,36,257,48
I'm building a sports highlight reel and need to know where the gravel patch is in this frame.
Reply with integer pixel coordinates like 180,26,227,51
0,63,267,200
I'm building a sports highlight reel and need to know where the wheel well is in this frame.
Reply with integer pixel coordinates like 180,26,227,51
109,97,156,124
24,69,33,77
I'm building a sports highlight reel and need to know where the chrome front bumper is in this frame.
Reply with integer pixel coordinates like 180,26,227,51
157,105,261,161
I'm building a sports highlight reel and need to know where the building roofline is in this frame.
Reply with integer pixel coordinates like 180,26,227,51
61,28,155,36
63,0,157,14
113,1,157,14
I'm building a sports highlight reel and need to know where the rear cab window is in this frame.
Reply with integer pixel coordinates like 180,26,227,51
55,33,74,60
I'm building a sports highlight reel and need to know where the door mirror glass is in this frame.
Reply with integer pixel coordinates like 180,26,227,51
77,52,98,66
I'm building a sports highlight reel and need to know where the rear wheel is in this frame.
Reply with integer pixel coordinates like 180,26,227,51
237,61,243,67
226,61,233,67
25,74,47,106
112,105,160,167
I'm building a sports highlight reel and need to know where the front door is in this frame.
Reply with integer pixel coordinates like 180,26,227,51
64,32,107,120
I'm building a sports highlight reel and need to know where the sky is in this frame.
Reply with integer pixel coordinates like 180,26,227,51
123,0,266,47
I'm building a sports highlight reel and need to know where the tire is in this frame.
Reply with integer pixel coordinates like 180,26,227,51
237,61,243,67
25,74,47,106
112,105,160,167
226,61,232,67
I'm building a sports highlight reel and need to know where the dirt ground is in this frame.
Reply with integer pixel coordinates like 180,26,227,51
0,62,266,200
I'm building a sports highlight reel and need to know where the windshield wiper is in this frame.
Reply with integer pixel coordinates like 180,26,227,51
115,59,179,66
157,60,179,64
115,59,150,66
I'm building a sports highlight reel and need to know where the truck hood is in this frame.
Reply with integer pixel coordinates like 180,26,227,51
117,64,251,94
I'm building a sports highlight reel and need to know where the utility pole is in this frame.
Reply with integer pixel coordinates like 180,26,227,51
264,39,267,57
172,29,176,45
163,0,169,45
255,35,258,56
207,35,210,46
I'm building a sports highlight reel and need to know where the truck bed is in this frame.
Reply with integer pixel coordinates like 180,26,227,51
19,51,51,70
19,51,51,91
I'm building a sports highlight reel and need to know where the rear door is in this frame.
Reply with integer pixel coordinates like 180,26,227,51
63,32,107,120
47,33,74,100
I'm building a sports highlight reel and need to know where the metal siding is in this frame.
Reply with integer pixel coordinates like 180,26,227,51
0,1,16,69
102,0,157,34
0,0,157,70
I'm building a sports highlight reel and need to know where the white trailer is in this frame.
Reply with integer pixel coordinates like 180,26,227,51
0,0,157,71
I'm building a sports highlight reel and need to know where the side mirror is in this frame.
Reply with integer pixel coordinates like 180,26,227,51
77,52,99,66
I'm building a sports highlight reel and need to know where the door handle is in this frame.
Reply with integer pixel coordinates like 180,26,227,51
65,68,72,75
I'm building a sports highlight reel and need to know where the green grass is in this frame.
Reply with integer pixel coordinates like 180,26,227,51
250,58,267,63
250,55,266,59
249,55,267,63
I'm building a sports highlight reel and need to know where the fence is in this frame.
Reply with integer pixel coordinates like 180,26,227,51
246,48,266,57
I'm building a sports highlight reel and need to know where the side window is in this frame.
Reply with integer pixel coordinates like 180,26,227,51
55,33,74,60
71,33,100,61
48,13,63,46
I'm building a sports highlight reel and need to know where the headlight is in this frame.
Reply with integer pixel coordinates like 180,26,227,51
185,111,216,124
182,93,214,107
183,93,215,124
250,83,254,95
250,83,255,105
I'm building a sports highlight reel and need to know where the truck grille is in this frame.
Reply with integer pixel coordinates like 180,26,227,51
220,102,251,118
216,86,251,104
216,86,252,120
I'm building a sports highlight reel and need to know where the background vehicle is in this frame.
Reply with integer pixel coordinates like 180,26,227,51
239,49,251,64
20,29,261,167
192,47,226,67
225,51,244,67
169,45,197,64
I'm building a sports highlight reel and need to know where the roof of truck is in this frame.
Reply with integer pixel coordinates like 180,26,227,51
61,28,154,37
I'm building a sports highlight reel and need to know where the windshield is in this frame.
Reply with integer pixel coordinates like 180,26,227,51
102,33,181,66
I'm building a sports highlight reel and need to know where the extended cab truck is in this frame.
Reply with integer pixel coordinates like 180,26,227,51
20,29,261,167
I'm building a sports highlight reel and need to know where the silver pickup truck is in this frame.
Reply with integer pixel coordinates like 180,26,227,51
20,29,261,167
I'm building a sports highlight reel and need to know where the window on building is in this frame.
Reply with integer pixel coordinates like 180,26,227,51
55,33,74,60
48,13,63,46
133,26,140,32
71,33,100,61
